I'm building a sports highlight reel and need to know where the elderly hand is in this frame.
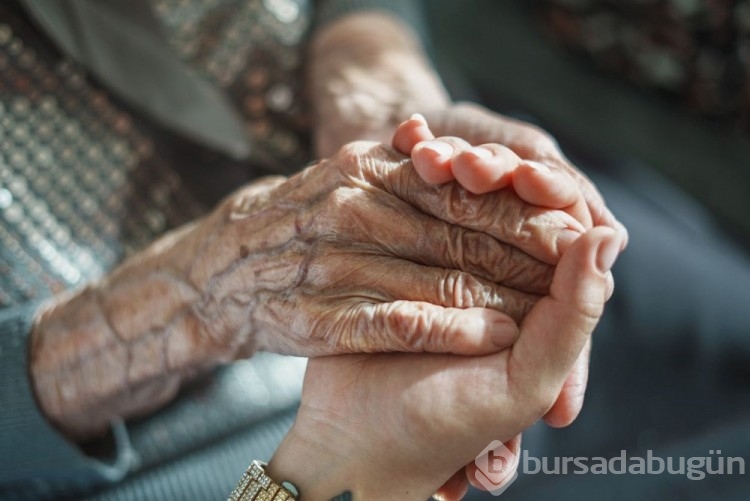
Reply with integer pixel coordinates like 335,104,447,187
31,141,584,440
394,110,627,429
268,227,624,501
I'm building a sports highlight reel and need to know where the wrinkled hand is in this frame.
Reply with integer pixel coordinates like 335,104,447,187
31,141,584,439
198,141,585,358
394,107,626,429
269,227,624,500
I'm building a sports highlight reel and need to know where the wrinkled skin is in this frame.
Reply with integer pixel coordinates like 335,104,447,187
192,141,585,356
268,227,623,500
31,142,584,440
393,111,621,425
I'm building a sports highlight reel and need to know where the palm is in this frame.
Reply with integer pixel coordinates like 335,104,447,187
302,351,519,469
292,227,618,499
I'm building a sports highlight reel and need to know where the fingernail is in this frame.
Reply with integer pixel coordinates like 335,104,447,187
422,141,454,160
524,160,552,174
596,233,622,273
468,146,493,160
490,317,520,349
410,113,427,125
556,228,581,254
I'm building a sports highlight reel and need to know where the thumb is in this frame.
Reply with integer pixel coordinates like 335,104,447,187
542,338,591,428
508,227,622,412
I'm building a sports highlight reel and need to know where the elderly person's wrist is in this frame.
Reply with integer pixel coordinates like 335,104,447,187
29,227,229,440
28,177,287,440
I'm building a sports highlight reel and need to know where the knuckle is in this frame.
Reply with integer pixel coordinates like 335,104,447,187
454,228,509,281
499,250,555,295
461,231,489,269
323,305,369,354
320,187,361,237
332,141,374,177
575,297,605,324
445,224,469,269
324,186,357,213
334,142,413,195
382,302,436,352
219,182,274,221
337,141,401,174
333,313,361,353
507,294,536,324
444,182,480,222
500,196,531,238
448,224,552,295
440,270,494,309
337,140,379,159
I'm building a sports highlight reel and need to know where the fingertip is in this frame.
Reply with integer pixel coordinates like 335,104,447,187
483,309,520,350
467,146,494,160
605,270,615,301
392,115,436,154
550,226,621,311
451,308,518,355
595,229,624,274
434,470,469,501
412,140,455,184
616,219,629,250
591,204,628,250
466,463,489,492
557,226,619,285
513,161,579,209
542,400,582,428
452,147,513,194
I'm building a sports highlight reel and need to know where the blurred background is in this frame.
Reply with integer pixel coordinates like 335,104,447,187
425,1,750,499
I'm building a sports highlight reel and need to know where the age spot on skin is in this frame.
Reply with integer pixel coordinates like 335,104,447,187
239,245,250,259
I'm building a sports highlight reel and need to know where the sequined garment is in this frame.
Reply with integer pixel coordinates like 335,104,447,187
537,0,750,133
0,0,311,308
153,0,311,164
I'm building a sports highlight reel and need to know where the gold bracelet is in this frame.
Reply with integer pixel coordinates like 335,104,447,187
228,460,300,501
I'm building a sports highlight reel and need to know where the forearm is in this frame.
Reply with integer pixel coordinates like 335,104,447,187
31,224,198,440
309,11,450,155
29,177,286,441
